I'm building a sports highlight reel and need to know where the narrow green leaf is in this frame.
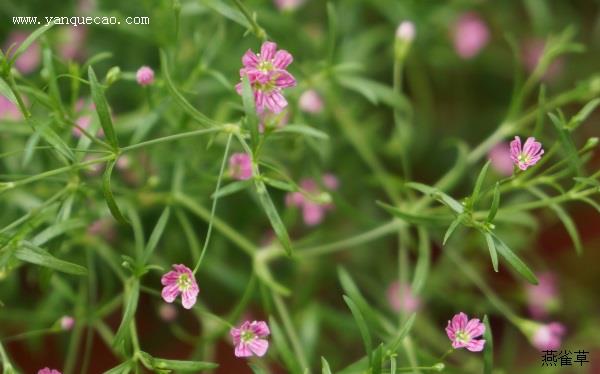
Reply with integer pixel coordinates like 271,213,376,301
103,360,132,374
443,216,462,245
142,207,171,264
262,177,295,192
159,50,216,128
484,232,499,272
568,98,600,130
9,23,54,65
42,45,63,114
0,78,17,104
269,317,301,374
405,182,464,213
274,124,329,140
211,180,252,199
103,160,129,225
32,219,86,246
16,243,87,276
31,118,74,162
483,315,494,374
412,228,430,293
343,295,373,367
326,2,337,65
492,235,538,284
377,201,452,226
321,357,333,374
336,75,410,111
139,351,218,371
88,66,119,149
548,112,582,176
372,344,384,374
199,0,251,29
254,179,293,256
471,160,491,207
388,313,416,352
113,279,140,351
487,182,501,223
240,75,259,149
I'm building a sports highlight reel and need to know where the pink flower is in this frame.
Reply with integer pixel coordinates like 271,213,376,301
87,218,116,242
452,12,489,59
387,282,421,313
73,100,103,138
159,304,178,322
236,41,296,114
0,96,22,121
488,142,514,176
274,0,304,12
161,264,199,309
525,272,559,319
229,153,253,180
396,21,416,42
510,136,544,171
230,320,270,357
522,38,564,80
532,322,565,350
38,369,61,374
299,90,324,114
285,174,339,226
136,66,155,86
57,26,87,60
445,312,486,352
60,316,75,331
4,31,41,74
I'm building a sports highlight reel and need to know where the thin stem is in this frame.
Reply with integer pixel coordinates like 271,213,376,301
273,294,310,372
0,328,58,342
121,127,223,152
193,133,233,273
232,0,267,41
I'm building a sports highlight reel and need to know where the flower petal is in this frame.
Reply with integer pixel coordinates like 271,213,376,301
260,41,277,60
161,283,179,303
249,338,269,357
273,49,293,69
242,49,259,68
466,338,485,352
234,342,252,357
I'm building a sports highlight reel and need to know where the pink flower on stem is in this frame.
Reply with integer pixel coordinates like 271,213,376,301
299,90,324,114
445,312,486,352
136,66,155,86
532,322,565,350
396,21,416,42
285,174,339,226
488,142,514,176
525,272,559,319
229,153,253,180
230,320,270,357
510,136,544,171
386,282,421,313
38,369,61,374
236,41,296,114
452,12,490,59
60,316,75,331
161,264,199,309
4,31,41,74
57,26,87,61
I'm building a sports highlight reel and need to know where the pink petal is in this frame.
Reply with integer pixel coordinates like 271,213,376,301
242,50,260,68
260,41,277,60
248,338,269,357
273,70,297,88
161,270,180,286
464,318,485,338
466,339,485,352
452,312,468,331
161,283,179,303
181,287,199,309
250,321,270,337
264,91,288,113
234,342,252,357
273,49,293,69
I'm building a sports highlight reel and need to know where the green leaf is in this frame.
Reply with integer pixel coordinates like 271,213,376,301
142,207,171,264
32,219,86,246
199,0,251,29
88,66,119,149
262,177,295,192
254,179,293,256
31,118,74,162
9,23,54,65
471,160,491,207
377,201,452,226
412,228,430,293
103,360,132,374
343,295,373,367
492,235,538,284
372,344,384,374
0,78,17,104
388,313,416,352
484,232,499,272
15,243,87,276
113,279,140,351
139,351,218,371
321,357,333,374
326,2,337,65
102,160,129,225
211,180,252,199
483,315,494,374
487,182,501,223
274,124,329,140
548,112,582,176
443,216,462,245
159,50,216,128
269,317,301,374
336,75,410,111
240,75,259,150
42,45,63,114
568,98,600,130
405,182,464,214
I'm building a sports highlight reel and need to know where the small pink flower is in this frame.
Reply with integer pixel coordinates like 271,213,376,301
522,38,564,80
4,31,41,74
445,312,486,352
285,174,339,226
525,272,559,319
230,320,270,357
510,136,544,171
0,96,23,120
452,12,489,59
87,218,116,242
57,26,87,61
274,0,304,12
136,66,155,86
387,282,421,313
532,322,565,350
236,41,296,114
116,155,131,170
73,100,103,138
159,304,178,322
60,316,75,331
488,142,514,176
229,153,253,180
259,110,289,133
161,264,199,309
299,90,324,114
38,369,61,374
396,21,416,42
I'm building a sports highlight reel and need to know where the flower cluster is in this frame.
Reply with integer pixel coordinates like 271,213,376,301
286,174,339,226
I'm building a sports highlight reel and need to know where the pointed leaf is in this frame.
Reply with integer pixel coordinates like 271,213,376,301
254,179,293,256
492,235,538,284
484,232,499,272
88,66,119,149
113,279,140,351
378,201,452,226
321,357,333,374
142,207,171,264
443,216,462,245
275,125,329,140
16,243,87,276
483,315,494,374
343,295,372,367
9,23,54,65
103,160,129,225
471,160,491,207
487,182,501,223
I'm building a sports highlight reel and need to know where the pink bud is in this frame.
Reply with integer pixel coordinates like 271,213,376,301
274,0,304,12
488,143,514,176
136,66,155,86
452,12,490,59
396,21,416,42
60,316,75,331
159,304,177,322
532,322,565,350
299,90,324,114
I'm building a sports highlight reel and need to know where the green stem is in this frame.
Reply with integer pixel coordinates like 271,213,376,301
232,0,267,41
0,327,58,342
121,127,223,152
273,294,310,372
